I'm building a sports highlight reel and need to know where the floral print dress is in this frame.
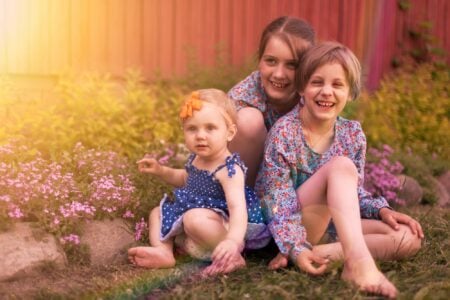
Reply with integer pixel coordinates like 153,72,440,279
228,71,285,130
255,105,390,261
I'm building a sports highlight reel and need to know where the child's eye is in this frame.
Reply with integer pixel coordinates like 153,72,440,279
185,126,196,132
264,58,277,65
286,61,298,70
310,80,323,85
206,124,217,131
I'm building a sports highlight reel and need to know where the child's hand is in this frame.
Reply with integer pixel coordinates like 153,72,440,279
296,249,329,275
211,238,243,265
137,156,161,175
202,239,244,276
379,208,424,239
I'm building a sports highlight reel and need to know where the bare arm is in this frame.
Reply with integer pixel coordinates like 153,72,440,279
217,166,248,244
205,166,247,268
137,157,187,187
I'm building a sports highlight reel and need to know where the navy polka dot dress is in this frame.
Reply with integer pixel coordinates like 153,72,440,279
160,153,270,249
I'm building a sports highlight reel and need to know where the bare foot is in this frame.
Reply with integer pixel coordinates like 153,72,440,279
341,258,398,299
202,253,246,276
127,246,176,269
268,252,288,270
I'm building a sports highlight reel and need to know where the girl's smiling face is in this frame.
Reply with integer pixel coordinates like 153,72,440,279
258,36,298,109
301,62,351,124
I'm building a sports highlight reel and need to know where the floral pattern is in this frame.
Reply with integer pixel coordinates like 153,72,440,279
255,105,390,260
228,71,284,130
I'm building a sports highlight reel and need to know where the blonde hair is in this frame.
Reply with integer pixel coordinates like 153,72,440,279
180,89,237,126
296,41,362,101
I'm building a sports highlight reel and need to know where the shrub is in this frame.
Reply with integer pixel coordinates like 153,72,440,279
364,145,405,206
0,141,139,241
0,71,187,161
358,63,449,162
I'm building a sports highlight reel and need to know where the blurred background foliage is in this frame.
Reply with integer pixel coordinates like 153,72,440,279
0,55,448,232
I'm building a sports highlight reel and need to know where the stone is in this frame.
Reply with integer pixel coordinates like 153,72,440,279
431,177,450,207
397,175,423,205
0,222,67,282
80,218,135,266
437,171,450,196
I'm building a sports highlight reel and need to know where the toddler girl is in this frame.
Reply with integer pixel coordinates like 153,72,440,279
128,89,270,275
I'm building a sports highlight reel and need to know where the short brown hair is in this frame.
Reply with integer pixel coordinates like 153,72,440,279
296,41,362,100
258,16,315,63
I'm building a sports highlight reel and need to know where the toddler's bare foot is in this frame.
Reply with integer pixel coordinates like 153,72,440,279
202,253,246,276
268,252,288,270
341,258,398,299
127,246,175,269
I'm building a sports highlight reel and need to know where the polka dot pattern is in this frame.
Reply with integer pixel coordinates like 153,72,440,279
160,153,271,249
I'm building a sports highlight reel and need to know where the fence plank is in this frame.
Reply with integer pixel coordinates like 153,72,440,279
124,0,141,71
0,0,447,90
0,0,9,72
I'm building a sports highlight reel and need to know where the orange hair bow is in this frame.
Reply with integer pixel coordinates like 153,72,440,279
180,91,203,120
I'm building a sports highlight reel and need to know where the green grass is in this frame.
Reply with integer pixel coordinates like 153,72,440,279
0,207,448,299
137,206,450,300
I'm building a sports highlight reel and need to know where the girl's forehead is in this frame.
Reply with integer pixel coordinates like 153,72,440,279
184,104,224,121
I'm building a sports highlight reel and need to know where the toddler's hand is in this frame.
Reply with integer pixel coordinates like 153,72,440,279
202,239,245,276
211,238,244,265
137,156,161,175
379,208,424,239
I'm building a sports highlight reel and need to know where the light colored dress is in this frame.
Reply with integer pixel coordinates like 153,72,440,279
255,105,390,261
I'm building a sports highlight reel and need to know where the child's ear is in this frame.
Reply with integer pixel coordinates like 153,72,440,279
227,124,237,142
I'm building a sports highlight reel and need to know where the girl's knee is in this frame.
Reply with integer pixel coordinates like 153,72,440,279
327,156,358,177
183,208,217,236
391,225,422,258
149,206,160,221
236,108,266,138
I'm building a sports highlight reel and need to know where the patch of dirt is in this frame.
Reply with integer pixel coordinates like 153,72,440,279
0,263,148,299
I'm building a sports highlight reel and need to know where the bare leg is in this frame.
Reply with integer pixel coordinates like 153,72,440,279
313,220,422,261
296,157,397,298
127,207,176,268
229,107,266,187
270,220,422,270
183,208,246,275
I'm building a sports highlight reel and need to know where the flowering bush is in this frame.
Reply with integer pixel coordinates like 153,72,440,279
0,137,190,248
364,145,405,206
0,141,140,244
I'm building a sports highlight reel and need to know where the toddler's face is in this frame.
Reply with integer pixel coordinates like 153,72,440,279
182,103,235,159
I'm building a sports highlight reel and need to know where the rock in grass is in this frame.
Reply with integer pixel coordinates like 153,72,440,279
397,175,423,205
437,171,450,196
0,222,67,282
81,218,135,266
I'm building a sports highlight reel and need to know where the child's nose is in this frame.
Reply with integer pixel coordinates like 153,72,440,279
273,64,285,78
321,84,333,95
196,130,206,139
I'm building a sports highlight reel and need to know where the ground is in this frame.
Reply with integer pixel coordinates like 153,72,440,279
0,206,449,299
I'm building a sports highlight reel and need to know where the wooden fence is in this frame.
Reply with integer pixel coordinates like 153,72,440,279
0,0,448,90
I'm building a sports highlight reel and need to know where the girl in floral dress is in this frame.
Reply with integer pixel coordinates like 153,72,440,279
128,89,270,275
256,42,424,298
228,16,315,186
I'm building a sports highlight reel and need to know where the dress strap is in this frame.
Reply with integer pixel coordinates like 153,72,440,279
184,153,196,170
212,153,247,178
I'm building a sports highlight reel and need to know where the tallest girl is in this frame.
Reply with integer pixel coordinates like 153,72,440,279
228,16,315,187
